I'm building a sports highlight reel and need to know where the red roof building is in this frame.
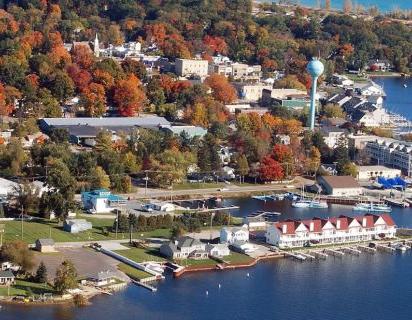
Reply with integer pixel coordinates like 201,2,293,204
266,214,396,248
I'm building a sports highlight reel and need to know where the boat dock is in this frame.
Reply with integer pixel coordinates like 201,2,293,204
357,245,377,254
374,243,396,253
131,279,157,292
313,251,328,259
342,247,361,255
284,252,307,261
384,198,409,208
324,248,345,257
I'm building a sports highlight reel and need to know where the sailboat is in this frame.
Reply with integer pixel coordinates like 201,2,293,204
292,186,311,208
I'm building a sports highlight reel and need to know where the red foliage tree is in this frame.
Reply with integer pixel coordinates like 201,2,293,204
71,44,94,70
259,156,284,182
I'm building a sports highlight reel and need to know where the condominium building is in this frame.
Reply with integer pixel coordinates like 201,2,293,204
175,58,209,77
266,214,396,248
365,138,412,175
209,62,262,81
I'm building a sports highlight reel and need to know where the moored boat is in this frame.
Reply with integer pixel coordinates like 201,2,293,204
353,203,392,213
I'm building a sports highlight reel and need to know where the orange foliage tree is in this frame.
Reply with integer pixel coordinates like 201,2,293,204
259,155,284,182
113,74,146,116
80,82,107,117
205,74,237,104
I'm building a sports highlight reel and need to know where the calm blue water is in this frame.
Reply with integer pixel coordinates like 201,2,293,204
262,0,412,12
4,198,412,320
373,77,412,120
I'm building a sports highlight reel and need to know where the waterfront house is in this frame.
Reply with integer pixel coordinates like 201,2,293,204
318,175,362,197
230,241,256,254
35,238,55,253
242,216,267,231
81,189,126,214
205,243,230,258
89,270,118,287
160,236,208,260
220,225,249,244
266,214,396,248
63,219,92,233
0,270,15,285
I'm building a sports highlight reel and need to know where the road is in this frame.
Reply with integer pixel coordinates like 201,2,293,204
122,177,312,200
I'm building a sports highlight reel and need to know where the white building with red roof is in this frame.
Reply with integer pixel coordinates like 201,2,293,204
266,214,396,248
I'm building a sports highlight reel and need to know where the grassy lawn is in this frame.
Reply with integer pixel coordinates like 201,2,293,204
113,246,165,263
180,258,218,268
174,182,225,190
223,252,255,265
2,218,172,244
117,263,153,281
0,280,55,297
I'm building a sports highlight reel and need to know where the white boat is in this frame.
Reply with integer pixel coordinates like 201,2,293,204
292,200,311,208
404,84,408,88
252,195,267,201
353,203,392,213
144,262,165,274
309,200,328,209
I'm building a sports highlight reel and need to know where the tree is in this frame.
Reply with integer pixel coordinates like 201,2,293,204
80,82,107,117
35,261,48,283
90,166,111,189
306,146,321,175
204,74,237,104
323,103,345,118
1,240,34,272
0,204,4,218
341,162,358,177
259,156,284,182
12,181,40,215
113,74,146,116
171,224,185,239
274,75,306,91
54,260,78,294
236,154,249,183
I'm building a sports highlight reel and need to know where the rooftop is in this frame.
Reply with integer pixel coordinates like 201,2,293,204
320,175,361,189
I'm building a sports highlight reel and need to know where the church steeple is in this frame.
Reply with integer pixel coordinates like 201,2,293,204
94,33,100,57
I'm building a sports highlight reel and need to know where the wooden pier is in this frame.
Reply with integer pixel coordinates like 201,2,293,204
284,252,306,261
324,248,345,257
131,279,157,292
312,251,328,259
299,252,316,260
357,245,377,254
375,243,396,253
342,247,361,255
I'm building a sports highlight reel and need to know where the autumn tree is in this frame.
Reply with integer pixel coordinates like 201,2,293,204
274,75,306,91
71,45,94,70
305,146,321,175
259,156,284,182
54,260,78,294
236,154,249,183
1,240,35,272
205,74,237,104
80,82,106,117
113,74,146,116
90,166,111,189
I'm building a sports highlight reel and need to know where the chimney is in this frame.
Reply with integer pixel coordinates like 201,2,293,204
310,222,314,232
282,224,287,234
362,217,367,227
337,220,341,229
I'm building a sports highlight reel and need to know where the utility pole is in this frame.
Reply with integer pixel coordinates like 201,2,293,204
116,209,119,239
144,171,148,196
21,205,24,240
0,224,4,247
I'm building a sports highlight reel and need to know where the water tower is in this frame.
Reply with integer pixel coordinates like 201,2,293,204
307,58,324,130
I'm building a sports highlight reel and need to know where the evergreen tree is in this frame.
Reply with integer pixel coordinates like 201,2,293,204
54,260,78,294
35,261,48,284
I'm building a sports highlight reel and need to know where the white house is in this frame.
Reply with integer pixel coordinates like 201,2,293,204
321,127,346,149
230,241,256,253
81,189,126,214
220,225,249,244
0,177,18,197
160,236,208,260
205,243,230,257
331,74,354,87
266,214,396,248
175,58,209,77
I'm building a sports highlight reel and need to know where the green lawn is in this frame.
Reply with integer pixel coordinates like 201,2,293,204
117,263,153,281
2,218,172,244
223,252,255,265
113,246,165,263
174,182,225,190
181,258,218,268
0,280,55,297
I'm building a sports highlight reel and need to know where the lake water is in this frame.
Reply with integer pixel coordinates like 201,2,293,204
4,198,412,320
373,77,412,120
261,0,412,12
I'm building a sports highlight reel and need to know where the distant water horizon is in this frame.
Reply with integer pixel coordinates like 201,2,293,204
258,0,412,12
